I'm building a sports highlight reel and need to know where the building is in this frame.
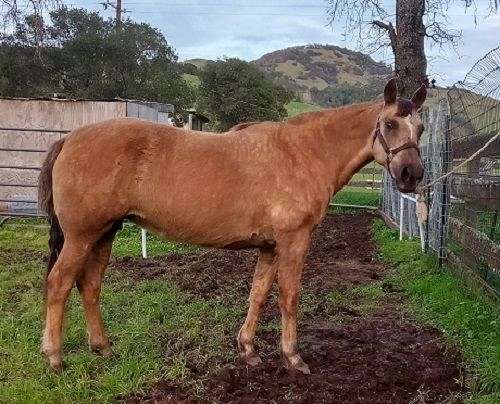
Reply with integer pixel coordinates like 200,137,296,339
183,109,210,131
0,97,185,215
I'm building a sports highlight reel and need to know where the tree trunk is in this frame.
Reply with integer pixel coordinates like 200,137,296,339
394,0,427,98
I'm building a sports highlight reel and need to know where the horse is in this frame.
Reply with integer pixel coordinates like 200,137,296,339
38,78,426,373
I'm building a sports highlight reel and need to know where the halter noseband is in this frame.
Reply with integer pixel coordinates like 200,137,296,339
373,119,420,179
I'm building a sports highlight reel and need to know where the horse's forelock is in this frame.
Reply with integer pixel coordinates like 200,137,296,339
395,98,414,117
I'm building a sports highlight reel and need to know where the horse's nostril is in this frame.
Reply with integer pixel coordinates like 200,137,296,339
401,166,411,183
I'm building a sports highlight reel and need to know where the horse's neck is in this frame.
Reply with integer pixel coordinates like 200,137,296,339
286,101,382,194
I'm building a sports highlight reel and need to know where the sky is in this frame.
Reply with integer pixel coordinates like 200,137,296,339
55,1,500,86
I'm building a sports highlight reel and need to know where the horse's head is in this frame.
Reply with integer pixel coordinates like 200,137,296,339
372,78,427,193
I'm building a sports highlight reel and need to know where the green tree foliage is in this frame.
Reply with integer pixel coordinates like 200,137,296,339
178,62,199,76
198,58,291,131
0,7,194,109
311,82,382,107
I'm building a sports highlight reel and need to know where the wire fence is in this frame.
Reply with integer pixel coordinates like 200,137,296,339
446,46,500,293
380,98,449,251
381,46,500,295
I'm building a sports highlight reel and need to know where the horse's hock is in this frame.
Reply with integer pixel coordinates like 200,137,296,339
0,98,174,216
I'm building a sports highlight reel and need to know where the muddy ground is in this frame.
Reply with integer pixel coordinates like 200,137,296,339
115,213,465,403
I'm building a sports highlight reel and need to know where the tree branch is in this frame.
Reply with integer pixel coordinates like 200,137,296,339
372,20,396,52
372,19,390,31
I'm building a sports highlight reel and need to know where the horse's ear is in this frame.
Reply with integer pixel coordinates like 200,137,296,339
411,83,427,110
384,78,397,105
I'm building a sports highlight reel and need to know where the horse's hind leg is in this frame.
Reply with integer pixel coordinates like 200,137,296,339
42,236,94,371
238,247,277,365
76,233,115,357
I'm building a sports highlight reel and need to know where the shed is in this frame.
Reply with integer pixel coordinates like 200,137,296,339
0,98,174,215
183,109,210,131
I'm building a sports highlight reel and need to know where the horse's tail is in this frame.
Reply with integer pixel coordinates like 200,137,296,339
38,138,65,274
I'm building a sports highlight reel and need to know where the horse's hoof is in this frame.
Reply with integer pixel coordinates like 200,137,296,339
50,361,64,373
45,354,63,373
99,346,113,358
284,354,311,375
243,353,262,367
91,345,113,358
41,346,63,372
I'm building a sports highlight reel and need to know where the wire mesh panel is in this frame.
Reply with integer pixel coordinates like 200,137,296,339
380,97,449,242
422,99,451,260
380,171,421,238
447,46,500,292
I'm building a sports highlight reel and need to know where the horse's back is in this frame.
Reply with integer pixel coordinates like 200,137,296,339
52,119,183,225
51,118,325,245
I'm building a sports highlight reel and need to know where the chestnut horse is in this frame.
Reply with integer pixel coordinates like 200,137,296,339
38,79,426,373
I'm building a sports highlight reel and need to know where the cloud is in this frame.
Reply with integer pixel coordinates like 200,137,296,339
79,0,499,85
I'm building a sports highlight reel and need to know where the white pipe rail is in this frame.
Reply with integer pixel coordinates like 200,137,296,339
399,193,425,252
141,228,148,258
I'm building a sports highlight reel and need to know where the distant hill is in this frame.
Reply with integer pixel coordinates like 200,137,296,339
184,58,211,70
253,44,392,106
182,44,392,109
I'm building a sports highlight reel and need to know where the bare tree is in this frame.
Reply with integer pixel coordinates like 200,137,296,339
326,0,498,97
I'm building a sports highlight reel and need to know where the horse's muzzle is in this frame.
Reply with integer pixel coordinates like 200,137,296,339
395,163,424,194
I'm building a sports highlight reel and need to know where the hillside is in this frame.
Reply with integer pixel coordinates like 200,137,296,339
285,100,323,117
184,58,211,70
182,44,392,109
253,44,391,106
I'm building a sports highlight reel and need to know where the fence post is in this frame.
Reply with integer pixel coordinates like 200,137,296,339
424,186,430,252
141,228,148,259
399,195,404,240
438,115,451,269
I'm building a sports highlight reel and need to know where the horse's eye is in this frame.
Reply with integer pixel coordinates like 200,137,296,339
385,121,394,130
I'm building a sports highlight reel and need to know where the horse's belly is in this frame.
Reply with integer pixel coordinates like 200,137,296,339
130,204,274,249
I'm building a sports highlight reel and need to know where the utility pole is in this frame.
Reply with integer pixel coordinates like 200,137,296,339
100,1,125,29
116,0,122,29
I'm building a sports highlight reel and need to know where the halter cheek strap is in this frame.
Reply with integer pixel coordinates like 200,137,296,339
373,120,420,179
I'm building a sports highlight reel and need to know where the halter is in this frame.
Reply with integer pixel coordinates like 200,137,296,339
373,119,420,179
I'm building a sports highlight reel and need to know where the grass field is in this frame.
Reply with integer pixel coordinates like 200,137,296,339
0,223,229,402
332,186,380,207
374,221,500,402
285,100,322,117
1,188,498,402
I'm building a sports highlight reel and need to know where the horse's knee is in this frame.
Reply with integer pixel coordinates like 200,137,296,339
279,296,298,319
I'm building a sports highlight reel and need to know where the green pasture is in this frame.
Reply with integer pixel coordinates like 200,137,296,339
0,188,498,402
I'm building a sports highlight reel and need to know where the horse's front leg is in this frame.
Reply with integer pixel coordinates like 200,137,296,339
238,247,277,365
276,228,312,374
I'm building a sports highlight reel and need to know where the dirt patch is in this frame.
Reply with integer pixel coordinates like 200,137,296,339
117,213,465,403
127,314,461,403
0,249,47,266
201,312,461,403
111,214,383,299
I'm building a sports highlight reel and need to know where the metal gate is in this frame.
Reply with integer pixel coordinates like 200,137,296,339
0,127,68,216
